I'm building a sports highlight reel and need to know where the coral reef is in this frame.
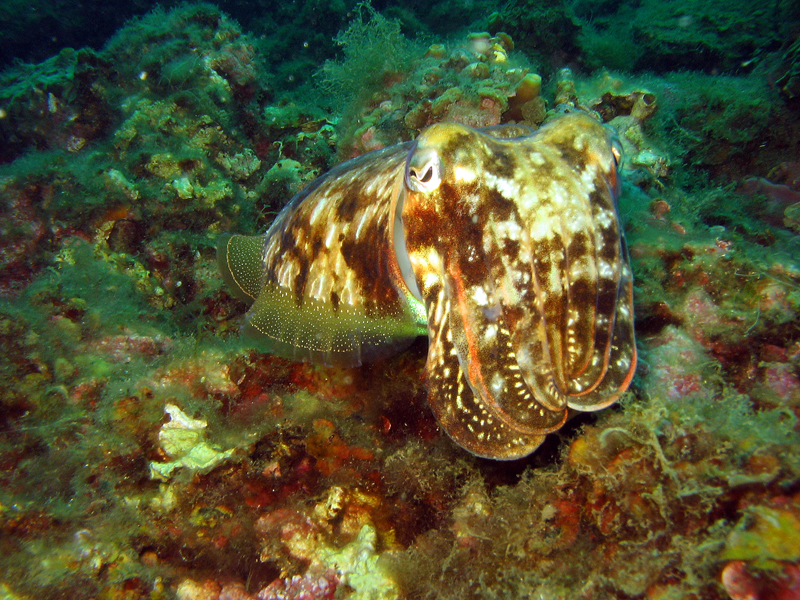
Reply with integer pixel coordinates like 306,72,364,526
0,3,275,300
320,23,548,159
572,0,797,75
487,0,581,76
1,2,800,600
775,37,800,102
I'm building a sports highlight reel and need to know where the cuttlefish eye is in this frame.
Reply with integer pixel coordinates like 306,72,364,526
405,147,443,193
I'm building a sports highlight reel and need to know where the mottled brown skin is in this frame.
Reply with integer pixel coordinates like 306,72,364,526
400,113,636,458
218,144,428,368
219,112,636,460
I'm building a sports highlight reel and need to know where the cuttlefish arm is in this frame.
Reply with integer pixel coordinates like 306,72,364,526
400,113,636,459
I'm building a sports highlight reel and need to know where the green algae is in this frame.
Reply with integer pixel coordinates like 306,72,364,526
723,505,800,569
316,3,419,110
488,1,580,77
0,48,81,107
384,385,800,599
26,240,158,329
572,0,795,74
579,22,644,72
646,72,777,179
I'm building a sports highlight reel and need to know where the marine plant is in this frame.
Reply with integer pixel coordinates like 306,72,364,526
316,2,420,111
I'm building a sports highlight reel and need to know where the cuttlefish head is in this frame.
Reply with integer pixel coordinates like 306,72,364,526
396,112,635,460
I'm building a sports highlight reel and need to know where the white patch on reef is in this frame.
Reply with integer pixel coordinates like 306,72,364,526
150,404,235,480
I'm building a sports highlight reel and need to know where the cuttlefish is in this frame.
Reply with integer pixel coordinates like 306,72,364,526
218,112,636,460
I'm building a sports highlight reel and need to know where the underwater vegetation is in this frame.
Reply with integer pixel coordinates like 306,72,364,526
0,2,799,599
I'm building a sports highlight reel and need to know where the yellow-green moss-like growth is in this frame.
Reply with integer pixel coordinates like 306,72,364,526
316,3,418,110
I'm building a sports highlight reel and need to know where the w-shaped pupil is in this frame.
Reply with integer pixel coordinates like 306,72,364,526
416,166,433,183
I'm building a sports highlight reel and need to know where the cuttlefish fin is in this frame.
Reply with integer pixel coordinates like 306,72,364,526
218,234,265,302
242,277,425,367
219,236,426,367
